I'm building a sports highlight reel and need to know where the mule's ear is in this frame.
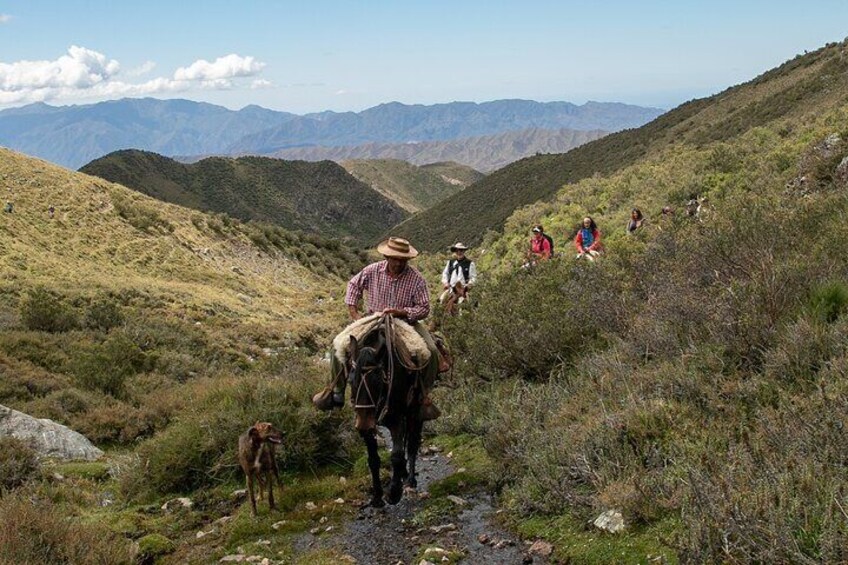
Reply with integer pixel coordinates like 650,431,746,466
374,332,386,354
348,335,359,361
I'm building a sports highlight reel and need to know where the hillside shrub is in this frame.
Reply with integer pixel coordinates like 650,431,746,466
83,295,124,331
447,259,625,381
120,367,354,501
69,333,148,398
808,280,848,323
0,493,133,564
19,288,79,333
0,437,40,490
112,193,173,234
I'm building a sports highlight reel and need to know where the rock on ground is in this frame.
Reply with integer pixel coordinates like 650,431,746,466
593,509,626,533
0,404,103,460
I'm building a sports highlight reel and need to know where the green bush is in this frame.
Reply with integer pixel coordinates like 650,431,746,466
136,533,175,560
808,281,848,323
69,333,148,398
0,493,133,564
447,260,625,381
0,437,40,490
83,296,125,331
112,193,173,233
19,288,79,333
120,366,354,501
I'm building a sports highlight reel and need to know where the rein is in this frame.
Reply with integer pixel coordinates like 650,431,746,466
350,314,425,422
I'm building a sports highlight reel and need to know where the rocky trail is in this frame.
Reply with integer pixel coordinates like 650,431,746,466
295,429,551,564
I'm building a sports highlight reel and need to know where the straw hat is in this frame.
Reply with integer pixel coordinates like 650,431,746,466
449,242,469,252
376,237,419,259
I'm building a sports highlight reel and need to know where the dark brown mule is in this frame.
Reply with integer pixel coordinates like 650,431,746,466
347,315,425,507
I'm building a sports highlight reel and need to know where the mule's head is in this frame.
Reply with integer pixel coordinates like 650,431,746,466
348,335,387,431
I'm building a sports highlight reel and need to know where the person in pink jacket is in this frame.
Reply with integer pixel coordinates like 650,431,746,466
574,216,602,261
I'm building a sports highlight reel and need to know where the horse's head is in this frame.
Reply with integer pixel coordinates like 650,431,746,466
348,333,387,431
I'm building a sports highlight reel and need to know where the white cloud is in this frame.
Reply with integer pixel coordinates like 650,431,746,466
335,89,348,95
0,46,119,92
0,48,267,107
127,60,156,77
251,78,273,89
174,54,264,82
0,14,11,23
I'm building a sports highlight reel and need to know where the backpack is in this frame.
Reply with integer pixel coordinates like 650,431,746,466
543,233,555,256
447,258,472,283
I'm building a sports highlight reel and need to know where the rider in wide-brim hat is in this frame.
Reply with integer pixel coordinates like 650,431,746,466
313,236,440,419
376,236,419,259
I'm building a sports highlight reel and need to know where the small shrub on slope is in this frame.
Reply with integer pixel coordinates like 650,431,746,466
0,493,133,565
0,437,39,491
19,288,79,333
120,360,354,501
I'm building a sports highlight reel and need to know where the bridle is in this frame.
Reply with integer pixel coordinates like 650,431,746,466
352,358,387,410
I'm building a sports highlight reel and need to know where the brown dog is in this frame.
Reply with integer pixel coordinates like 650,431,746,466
237,422,283,516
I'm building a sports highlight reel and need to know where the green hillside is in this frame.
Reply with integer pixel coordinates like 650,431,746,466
397,41,848,251
80,150,408,245
0,147,377,562
426,40,848,563
341,158,481,213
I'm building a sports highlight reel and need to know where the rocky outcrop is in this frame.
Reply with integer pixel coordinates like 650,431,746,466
0,404,103,460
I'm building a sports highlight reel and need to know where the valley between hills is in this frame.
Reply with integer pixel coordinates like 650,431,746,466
1,39,848,565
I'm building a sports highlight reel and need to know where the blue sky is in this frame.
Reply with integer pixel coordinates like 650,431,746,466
1,0,847,113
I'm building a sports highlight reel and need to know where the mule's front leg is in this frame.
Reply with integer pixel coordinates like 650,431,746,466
388,425,407,504
405,416,423,489
361,429,384,507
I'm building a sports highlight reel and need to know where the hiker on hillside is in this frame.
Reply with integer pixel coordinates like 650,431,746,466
439,242,477,309
524,225,552,267
48,205,55,219
4,201,12,214
312,237,440,419
575,216,602,260
626,208,644,234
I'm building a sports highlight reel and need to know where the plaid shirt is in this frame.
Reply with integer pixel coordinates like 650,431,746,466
344,260,430,323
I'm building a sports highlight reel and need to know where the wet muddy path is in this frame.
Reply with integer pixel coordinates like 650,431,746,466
295,429,547,564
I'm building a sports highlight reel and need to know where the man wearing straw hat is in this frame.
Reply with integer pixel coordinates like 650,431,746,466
439,242,477,306
313,237,440,419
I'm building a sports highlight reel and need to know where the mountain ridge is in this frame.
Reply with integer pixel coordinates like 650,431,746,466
263,127,607,172
79,150,407,244
0,97,662,169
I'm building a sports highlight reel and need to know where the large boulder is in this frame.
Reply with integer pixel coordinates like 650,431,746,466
0,404,103,460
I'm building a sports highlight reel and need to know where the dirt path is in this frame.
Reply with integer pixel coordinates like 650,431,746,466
295,429,546,564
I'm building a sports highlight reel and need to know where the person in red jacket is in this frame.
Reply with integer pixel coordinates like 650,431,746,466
574,216,602,261
524,225,552,267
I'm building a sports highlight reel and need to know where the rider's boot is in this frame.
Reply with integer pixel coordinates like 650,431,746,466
421,393,441,421
312,384,345,410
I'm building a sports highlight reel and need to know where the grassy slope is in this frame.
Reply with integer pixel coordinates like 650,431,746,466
341,158,478,213
396,41,848,251
79,150,408,245
427,40,848,563
2,148,357,334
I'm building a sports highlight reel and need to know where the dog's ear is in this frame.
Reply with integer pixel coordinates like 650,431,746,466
348,335,359,362
248,425,260,439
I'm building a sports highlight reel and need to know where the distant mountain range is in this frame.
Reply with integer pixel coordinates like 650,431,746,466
0,98,663,170
267,127,608,173
79,150,406,244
